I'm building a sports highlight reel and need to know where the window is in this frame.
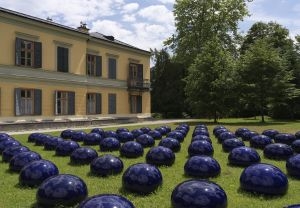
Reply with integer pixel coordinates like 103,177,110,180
130,95,142,113
15,88,42,116
86,93,101,114
129,63,143,80
15,38,42,68
57,46,69,72
55,91,75,115
108,93,116,114
108,58,117,79
86,54,102,76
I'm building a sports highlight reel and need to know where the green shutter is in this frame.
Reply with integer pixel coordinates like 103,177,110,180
64,47,69,72
108,58,116,79
96,93,102,114
137,64,143,81
34,41,42,68
68,91,75,115
108,94,116,114
15,38,22,66
34,89,42,115
15,88,21,116
57,47,68,72
96,56,102,77
129,64,134,79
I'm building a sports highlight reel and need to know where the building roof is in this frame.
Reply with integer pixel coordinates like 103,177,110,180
0,7,150,54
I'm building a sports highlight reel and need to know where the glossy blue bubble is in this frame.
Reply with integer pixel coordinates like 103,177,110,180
28,133,42,143
167,131,185,143
131,129,144,139
55,140,80,156
120,141,144,158
71,131,87,142
184,156,221,178
218,132,237,143
2,145,30,162
235,128,250,137
9,151,42,172
140,127,151,134
262,129,279,139
60,129,74,139
222,138,245,152
44,137,64,150
0,139,21,153
274,133,297,145
146,146,175,166
241,131,259,141
35,134,52,146
292,140,300,153
84,133,102,145
136,134,155,148
100,137,120,151
250,135,273,149
286,154,300,178
118,132,134,143
91,128,105,137
104,130,118,139
90,154,123,176
116,128,129,134
188,140,214,157
228,146,261,167
264,143,293,160
70,147,98,164
78,194,135,208
147,130,162,140
191,135,212,144
158,137,181,152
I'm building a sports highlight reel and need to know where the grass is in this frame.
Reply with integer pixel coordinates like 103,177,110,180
0,117,300,208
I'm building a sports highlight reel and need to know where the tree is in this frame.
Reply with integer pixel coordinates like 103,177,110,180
238,39,297,122
165,0,249,66
185,38,236,122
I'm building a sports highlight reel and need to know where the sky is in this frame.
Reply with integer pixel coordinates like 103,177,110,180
1,0,300,51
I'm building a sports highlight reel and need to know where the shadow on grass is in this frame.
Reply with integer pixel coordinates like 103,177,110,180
237,187,284,200
68,161,90,167
5,169,18,174
118,186,159,197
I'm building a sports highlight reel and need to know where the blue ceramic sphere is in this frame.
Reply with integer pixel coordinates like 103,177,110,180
120,141,144,158
296,131,300,139
9,151,41,172
262,129,279,139
71,131,87,142
60,129,74,139
0,133,10,139
213,126,226,135
55,140,80,156
188,140,214,157
70,147,98,164
286,154,300,178
214,128,229,139
235,128,250,137
28,133,41,143
44,137,64,150
158,137,181,152
292,140,300,153
36,174,87,207
116,128,129,134
35,134,52,146
91,128,105,137
191,135,212,144
84,133,102,145
118,132,134,143
146,146,175,166
140,127,151,134
222,138,245,152
240,163,288,195
0,139,21,153
155,127,168,136
264,143,293,160
147,130,162,140
167,131,185,143
218,132,236,143
122,163,162,194
78,194,135,208
195,124,207,130
90,154,123,176
136,134,155,148
285,205,300,208
131,129,144,139
161,125,172,133
192,129,209,137
0,134,13,143
228,146,261,167
2,145,30,162
184,156,221,178
19,159,59,187
241,131,259,141
250,135,273,149
104,130,118,139
274,133,297,145
100,137,121,151
171,179,227,208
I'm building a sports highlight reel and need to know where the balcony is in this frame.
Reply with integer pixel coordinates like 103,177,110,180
127,79,151,91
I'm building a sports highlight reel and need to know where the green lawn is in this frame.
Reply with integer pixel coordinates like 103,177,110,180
0,118,300,208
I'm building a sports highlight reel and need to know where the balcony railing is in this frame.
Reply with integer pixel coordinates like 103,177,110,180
127,79,151,91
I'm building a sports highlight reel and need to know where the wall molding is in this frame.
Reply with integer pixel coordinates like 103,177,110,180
15,31,40,41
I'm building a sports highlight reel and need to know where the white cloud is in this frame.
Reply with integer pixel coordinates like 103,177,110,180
138,5,174,24
122,14,136,22
91,20,132,38
122,3,139,14
158,0,175,4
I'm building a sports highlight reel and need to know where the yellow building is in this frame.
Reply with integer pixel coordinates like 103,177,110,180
0,7,151,125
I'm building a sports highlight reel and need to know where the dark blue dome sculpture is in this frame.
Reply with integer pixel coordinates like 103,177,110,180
240,163,288,195
140,127,151,134
9,151,41,172
2,145,29,162
296,131,300,139
264,143,293,160
44,137,64,150
158,137,181,152
118,132,134,143
35,134,52,146
176,129,187,137
188,140,214,157
274,133,297,145
192,129,209,137
0,139,21,153
286,154,300,178
262,129,279,139
155,127,168,136
19,159,59,187
167,131,185,143
241,131,259,141
250,135,273,149
116,128,129,134
285,204,300,208
120,141,144,158
191,135,212,144
161,125,172,133
213,126,227,136
214,128,229,139
100,137,121,151
0,133,10,139
104,130,118,139
70,147,98,164
235,128,250,137
71,131,86,142
218,132,236,143
36,174,87,207
292,140,300,153
90,154,123,176
146,146,175,166
222,138,245,152
147,130,162,140
122,163,162,194
78,194,135,208
184,156,221,178
60,129,74,139
28,133,42,143
84,133,102,145
55,140,80,156
131,129,144,139
171,179,227,208
228,146,261,167
91,128,105,137
136,134,155,148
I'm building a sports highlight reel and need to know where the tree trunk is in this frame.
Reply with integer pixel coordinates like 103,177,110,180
214,111,217,123
260,107,265,123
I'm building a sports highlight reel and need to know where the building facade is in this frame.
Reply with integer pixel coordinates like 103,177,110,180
0,8,151,123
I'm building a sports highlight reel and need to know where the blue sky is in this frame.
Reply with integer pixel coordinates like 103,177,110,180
0,0,300,51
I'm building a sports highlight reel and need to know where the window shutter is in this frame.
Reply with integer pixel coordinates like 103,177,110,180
129,64,134,79
15,38,22,66
137,64,143,81
15,88,21,116
34,41,42,68
64,47,69,72
108,58,116,79
34,89,42,115
54,91,58,115
68,91,75,115
96,93,101,114
137,96,142,113
96,56,102,77
108,94,116,114
57,47,68,72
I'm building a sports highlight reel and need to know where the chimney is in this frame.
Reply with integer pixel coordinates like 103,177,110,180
77,21,89,33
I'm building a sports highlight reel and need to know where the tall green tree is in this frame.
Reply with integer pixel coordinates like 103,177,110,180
238,39,297,122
